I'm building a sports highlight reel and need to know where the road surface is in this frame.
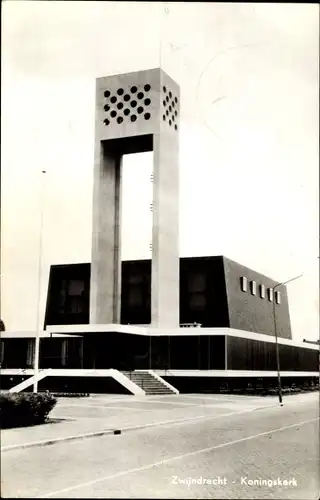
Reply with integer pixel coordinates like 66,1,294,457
1,392,319,499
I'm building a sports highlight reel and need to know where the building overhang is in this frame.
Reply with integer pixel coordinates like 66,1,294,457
44,324,320,351
0,331,82,339
1,368,318,378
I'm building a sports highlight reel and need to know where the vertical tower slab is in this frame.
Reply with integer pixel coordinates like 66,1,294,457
90,68,180,328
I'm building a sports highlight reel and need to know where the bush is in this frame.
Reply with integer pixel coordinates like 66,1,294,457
51,393,90,398
0,392,57,429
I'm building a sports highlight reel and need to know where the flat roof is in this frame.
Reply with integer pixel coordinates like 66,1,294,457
44,324,320,351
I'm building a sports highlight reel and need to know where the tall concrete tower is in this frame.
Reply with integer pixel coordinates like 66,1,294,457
90,68,180,328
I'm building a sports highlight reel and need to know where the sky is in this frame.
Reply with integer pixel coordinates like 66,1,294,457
1,2,319,341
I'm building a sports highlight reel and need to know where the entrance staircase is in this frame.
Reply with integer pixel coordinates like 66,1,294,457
121,370,178,395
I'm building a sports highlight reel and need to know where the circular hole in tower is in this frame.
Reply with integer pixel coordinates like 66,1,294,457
124,94,130,102
163,86,167,93
110,96,117,104
169,119,172,126
117,102,124,110
104,104,110,112
104,118,110,125
166,110,169,116
144,113,151,120
130,100,137,108
137,92,144,100
163,100,166,107
124,108,130,116
110,110,117,118
144,84,151,92
175,110,178,116
131,114,137,122
104,90,111,98
174,124,178,130
117,88,124,96
169,106,172,112
172,101,175,108
137,106,144,114
169,91,172,98
163,115,166,121
144,98,151,106
130,86,137,93
175,97,178,103
166,96,169,102
117,116,123,124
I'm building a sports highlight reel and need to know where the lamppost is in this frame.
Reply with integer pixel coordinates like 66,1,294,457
273,273,303,406
33,170,46,393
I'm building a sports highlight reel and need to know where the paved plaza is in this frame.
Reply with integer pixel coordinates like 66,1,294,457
1,392,319,499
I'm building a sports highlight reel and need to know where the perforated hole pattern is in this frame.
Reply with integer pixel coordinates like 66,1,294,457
162,85,179,131
103,84,153,127
103,83,179,131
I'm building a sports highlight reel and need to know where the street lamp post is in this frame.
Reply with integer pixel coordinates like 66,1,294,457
33,170,46,393
272,273,303,406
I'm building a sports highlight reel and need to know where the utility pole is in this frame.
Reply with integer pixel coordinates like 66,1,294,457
273,273,303,406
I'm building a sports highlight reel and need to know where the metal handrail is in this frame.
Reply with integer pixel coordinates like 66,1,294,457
119,362,133,379
164,367,175,378
152,359,175,378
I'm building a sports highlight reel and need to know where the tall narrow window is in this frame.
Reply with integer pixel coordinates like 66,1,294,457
61,340,68,367
275,291,281,305
268,288,273,302
26,340,34,366
68,280,85,314
0,340,4,364
250,281,257,295
259,284,266,299
240,277,248,292
58,280,67,313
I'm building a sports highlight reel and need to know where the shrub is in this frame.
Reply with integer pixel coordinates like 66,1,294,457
0,392,57,429
51,393,90,398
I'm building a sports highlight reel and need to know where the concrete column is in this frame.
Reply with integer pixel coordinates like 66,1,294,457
90,142,122,324
152,132,179,328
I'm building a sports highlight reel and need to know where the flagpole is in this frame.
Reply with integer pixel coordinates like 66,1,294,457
33,170,46,392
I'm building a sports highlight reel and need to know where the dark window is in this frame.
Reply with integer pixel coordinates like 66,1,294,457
188,272,206,292
189,293,206,311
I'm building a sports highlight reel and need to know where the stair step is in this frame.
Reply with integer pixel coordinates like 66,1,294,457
120,370,176,395
135,385,171,388
145,390,173,392
144,390,173,392
142,389,173,391
146,391,173,396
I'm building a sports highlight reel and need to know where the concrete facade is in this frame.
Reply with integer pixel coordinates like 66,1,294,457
90,68,180,328
44,256,293,338
223,257,292,339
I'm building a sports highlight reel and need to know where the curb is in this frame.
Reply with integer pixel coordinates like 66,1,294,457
1,403,281,452
1,428,117,452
